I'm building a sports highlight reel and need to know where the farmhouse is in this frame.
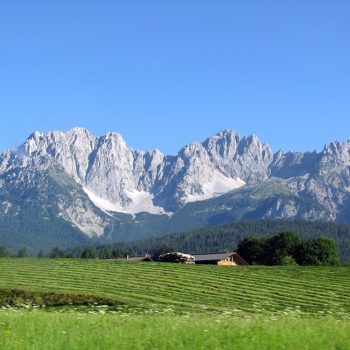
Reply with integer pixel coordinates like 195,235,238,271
121,254,153,262
159,251,248,266
192,252,248,266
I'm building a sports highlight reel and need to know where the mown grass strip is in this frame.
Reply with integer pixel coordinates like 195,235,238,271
1,259,350,316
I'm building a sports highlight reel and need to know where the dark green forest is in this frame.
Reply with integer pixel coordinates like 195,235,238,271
68,220,350,262
2,219,350,263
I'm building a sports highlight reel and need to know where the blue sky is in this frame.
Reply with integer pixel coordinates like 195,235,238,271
0,1,349,155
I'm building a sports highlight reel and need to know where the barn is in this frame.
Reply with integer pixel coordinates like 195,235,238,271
122,254,153,262
192,252,248,266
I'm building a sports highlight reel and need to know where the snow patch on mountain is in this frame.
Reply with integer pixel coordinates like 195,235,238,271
126,190,171,215
84,188,171,216
185,172,245,203
83,188,124,213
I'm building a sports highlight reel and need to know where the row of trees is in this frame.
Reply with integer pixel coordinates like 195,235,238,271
0,245,10,257
237,232,339,265
0,245,134,259
0,246,29,258
78,219,349,263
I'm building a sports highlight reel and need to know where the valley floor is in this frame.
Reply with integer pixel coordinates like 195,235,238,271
1,259,350,349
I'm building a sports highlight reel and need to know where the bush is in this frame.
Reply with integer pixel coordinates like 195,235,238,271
280,255,298,266
237,233,339,266
80,248,96,259
0,245,10,258
265,232,300,265
17,247,28,258
294,237,339,266
237,237,266,265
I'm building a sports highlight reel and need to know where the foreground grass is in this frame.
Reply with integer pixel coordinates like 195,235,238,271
1,310,350,350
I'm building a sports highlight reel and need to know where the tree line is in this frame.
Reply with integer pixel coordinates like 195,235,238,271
0,232,340,266
1,220,349,263
0,245,128,259
79,219,350,262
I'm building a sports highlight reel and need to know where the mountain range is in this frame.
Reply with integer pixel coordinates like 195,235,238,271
0,127,349,253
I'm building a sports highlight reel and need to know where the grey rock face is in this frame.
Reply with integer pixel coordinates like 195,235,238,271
0,128,253,214
0,127,349,237
203,130,272,183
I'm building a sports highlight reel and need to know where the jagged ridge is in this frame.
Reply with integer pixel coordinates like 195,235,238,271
0,128,349,243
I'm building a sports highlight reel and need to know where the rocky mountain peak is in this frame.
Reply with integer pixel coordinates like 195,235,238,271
102,132,126,147
179,142,208,160
202,129,240,159
1,127,349,240
236,134,261,154
66,126,92,135
322,140,350,160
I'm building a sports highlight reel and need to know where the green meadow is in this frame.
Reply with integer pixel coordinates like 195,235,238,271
1,259,350,349
1,312,350,350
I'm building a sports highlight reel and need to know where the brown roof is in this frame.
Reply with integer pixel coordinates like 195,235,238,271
120,255,153,262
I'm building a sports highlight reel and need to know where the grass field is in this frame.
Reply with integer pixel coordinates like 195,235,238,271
1,259,350,349
1,259,350,315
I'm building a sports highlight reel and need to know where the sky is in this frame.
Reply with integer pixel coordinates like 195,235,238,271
0,0,349,155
